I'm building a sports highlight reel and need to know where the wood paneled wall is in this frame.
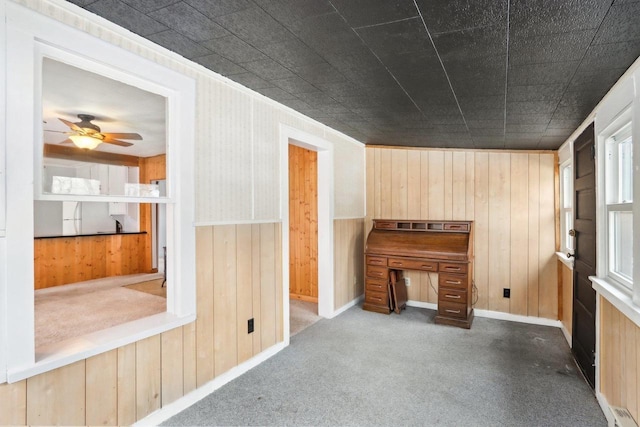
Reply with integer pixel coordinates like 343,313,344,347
366,147,558,318
0,223,283,425
560,262,573,337
334,218,365,309
289,144,318,302
139,154,166,273
33,233,146,289
600,297,640,424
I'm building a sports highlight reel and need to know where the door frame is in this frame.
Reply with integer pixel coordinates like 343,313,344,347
279,124,335,343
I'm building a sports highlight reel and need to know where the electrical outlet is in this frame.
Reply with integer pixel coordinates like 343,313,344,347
503,288,510,298
405,277,411,287
248,318,254,334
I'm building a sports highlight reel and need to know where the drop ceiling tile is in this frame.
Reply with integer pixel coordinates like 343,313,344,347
86,0,167,36
548,118,582,129
147,30,212,58
568,67,626,89
315,82,366,99
433,24,507,61
149,2,229,41
504,140,538,150
69,0,103,6
280,98,313,111
271,76,319,94
184,0,254,19
508,61,580,86
458,96,505,111
506,113,552,124
330,0,418,28
214,7,291,47
509,29,595,65
506,123,548,133
256,86,298,101
434,124,469,133
356,17,432,61
122,0,180,13
469,128,505,137
510,0,611,36
290,12,361,53
259,39,326,68
194,53,246,75
415,0,507,34
551,105,592,120
452,78,506,97
466,120,504,129
592,2,640,44
580,41,640,70
543,128,574,137
242,58,295,80
323,46,384,73
464,109,504,120
506,84,565,102
538,135,568,148
318,103,352,115
341,67,397,89
426,115,466,125
202,35,267,63
445,55,506,83
505,132,543,142
230,72,272,90
292,63,347,85
507,101,558,115
252,0,334,26
296,91,339,107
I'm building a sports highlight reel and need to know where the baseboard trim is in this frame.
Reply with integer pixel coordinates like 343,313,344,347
560,324,572,347
407,301,562,328
134,341,288,426
330,295,364,318
595,391,614,426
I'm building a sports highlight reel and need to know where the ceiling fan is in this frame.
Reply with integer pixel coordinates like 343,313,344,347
46,114,143,150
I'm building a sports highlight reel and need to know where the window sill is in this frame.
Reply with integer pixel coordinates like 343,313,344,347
7,312,195,383
556,252,574,270
590,276,640,328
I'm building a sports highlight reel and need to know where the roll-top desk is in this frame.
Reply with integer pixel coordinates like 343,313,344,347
364,219,474,329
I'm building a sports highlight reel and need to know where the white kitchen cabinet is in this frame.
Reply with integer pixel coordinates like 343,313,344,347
108,202,127,215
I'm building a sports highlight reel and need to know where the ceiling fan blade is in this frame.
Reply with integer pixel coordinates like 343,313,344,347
44,129,71,134
58,118,83,132
58,139,74,145
102,132,143,140
102,137,133,147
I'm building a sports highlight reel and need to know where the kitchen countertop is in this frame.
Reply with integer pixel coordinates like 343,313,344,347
34,231,147,239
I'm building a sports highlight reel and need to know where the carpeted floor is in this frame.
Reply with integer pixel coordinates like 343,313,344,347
289,299,320,336
163,305,606,427
35,273,166,351
124,278,167,297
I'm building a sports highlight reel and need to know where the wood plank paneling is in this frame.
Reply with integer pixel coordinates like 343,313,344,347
86,350,118,426
334,218,365,309
260,223,278,350
288,144,318,302
0,381,26,426
26,360,86,426
34,233,147,289
182,322,197,395
366,147,557,318
117,343,137,426
139,154,166,273
161,327,184,406
600,297,640,425
236,225,254,364
195,227,215,387
135,335,161,420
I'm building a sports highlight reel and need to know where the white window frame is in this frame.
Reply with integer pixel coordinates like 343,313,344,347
596,106,634,297
2,2,196,382
560,159,574,255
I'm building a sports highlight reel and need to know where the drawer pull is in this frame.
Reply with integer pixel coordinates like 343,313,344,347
421,264,434,269
370,260,384,265
372,272,384,278
445,266,461,271
445,309,461,314
390,261,403,266
445,294,461,299
445,280,461,285
371,297,382,302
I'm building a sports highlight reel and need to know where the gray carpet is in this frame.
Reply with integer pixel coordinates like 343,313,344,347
163,305,606,427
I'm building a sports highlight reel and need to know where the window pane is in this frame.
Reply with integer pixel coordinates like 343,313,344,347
562,165,572,208
620,137,633,203
610,210,633,284
565,211,574,251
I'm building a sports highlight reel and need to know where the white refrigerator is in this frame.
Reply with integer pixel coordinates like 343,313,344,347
62,201,82,235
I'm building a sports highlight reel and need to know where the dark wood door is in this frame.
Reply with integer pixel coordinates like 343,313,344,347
572,123,597,388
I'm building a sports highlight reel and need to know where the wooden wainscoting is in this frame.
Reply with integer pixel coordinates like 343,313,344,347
334,218,365,309
34,233,146,289
288,144,318,303
366,147,558,318
600,297,640,423
0,223,283,426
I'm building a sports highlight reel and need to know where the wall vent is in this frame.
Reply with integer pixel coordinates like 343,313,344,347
610,406,638,427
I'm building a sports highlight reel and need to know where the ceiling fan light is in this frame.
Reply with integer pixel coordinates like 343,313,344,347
69,134,101,150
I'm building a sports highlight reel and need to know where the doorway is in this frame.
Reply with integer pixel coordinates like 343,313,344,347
288,144,320,335
572,123,597,388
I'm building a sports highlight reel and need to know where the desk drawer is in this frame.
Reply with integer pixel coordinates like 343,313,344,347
438,262,468,274
366,278,388,293
366,264,388,279
439,287,467,304
444,223,469,232
438,301,467,319
365,289,388,307
387,258,437,271
366,256,386,266
438,273,468,290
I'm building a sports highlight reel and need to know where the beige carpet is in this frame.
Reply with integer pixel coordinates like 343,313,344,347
290,299,320,336
35,273,166,350
124,278,166,297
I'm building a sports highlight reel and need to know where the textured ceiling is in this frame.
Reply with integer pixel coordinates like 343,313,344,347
69,0,640,150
